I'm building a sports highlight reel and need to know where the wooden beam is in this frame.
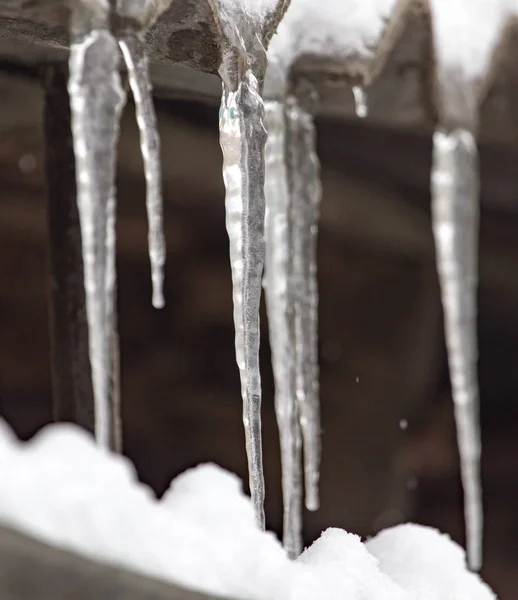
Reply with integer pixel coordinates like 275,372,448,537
0,524,227,600
2,2,518,146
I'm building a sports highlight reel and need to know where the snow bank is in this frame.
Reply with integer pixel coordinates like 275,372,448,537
0,419,495,600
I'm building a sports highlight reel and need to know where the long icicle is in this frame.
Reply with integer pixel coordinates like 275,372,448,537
68,2,126,450
264,99,302,556
218,35,268,526
118,29,166,309
287,93,321,512
431,127,482,570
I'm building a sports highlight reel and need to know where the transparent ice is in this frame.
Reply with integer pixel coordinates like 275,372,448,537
214,0,271,525
352,85,368,119
286,94,321,513
68,6,126,451
119,34,165,309
431,128,482,571
116,0,170,309
264,99,303,557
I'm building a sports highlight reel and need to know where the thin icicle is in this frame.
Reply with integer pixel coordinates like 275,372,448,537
286,94,321,512
219,68,268,529
118,31,166,309
68,3,126,450
431,128,482,571
264,99,303,558
352,85,368,119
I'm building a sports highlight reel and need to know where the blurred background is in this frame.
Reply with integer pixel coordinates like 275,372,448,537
0,67,517,597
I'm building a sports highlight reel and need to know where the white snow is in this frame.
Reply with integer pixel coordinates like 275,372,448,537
266,0,515,82
429,0,511,80
268,0,400,68
0,418,496,600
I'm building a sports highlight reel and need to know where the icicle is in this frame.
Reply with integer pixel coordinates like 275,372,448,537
213,2,270,528
264,99,303,557
352,85,368,119
116,0,171,309
68,0,126,450
431,127,482,571
286,92,322,513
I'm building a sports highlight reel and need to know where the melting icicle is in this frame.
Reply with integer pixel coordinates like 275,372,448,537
286,94,322,512
116,0,170,309
216,6,269,523
264,99,303,557
119,34,165,309
431,128,482,571
68,1,126,449
352,85,368,119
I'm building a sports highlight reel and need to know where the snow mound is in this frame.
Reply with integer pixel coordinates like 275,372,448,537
0,419,496,600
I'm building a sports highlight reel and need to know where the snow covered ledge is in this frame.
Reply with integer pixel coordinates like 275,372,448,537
2,1,518,146
0,419,496,600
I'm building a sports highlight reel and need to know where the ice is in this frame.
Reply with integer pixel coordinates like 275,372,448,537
219,74,267,528
68,1,126,450
286,94,321,513
118,34,166,309
431,128,482,571
116,0,171,309
213,0,276,528
0,418,496,600
352,85,368,118
264,99,303,557
216,0,281,18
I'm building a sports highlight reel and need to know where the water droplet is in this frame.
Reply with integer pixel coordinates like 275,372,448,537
352,86,368,119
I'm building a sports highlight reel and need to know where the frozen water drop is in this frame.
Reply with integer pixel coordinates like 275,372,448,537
352,85,368,119
431,127,482,571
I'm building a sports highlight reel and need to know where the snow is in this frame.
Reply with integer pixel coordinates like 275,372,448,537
0,418,496,600
268,0,399,68
429,0,511,79
266,0,516,83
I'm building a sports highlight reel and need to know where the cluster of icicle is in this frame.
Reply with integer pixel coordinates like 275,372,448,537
67,0,487,570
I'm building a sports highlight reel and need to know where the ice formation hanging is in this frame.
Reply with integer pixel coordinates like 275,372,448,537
431,129,482,571
264,96,303,557
285,91,322,517
427,0,512,571
116,0,172,309
67,0,170,450
210,0,273,528
68,0,126,450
